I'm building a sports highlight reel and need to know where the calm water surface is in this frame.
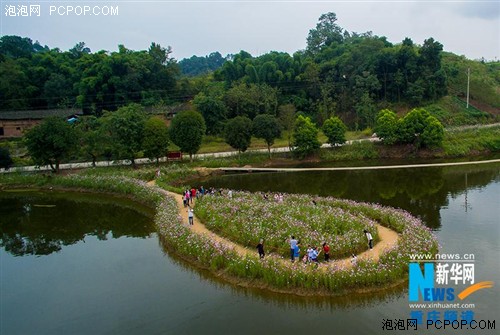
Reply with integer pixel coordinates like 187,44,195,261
1,163,499,334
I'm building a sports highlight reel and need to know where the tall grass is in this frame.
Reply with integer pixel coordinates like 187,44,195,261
443,125,500,156
320,141,379,161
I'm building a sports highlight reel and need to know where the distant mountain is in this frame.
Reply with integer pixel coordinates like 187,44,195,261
179,52,227,76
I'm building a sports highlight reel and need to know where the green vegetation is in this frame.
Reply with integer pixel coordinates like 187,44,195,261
252,114,282,157
3,13,497,134
196,191,379,258
24,116,78,172
443,125,500,157
0,147,13,169
425,97,494,127
322,116,347,146
143,116,170,164
320,141,379,161
169,110,206,161
103,104,146,166
178,52,227,77
292,115,321,158
2,13,498,169
375,108,444,148
224,116,253,154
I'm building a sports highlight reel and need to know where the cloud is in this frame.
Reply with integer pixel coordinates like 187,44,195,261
455,2,500,20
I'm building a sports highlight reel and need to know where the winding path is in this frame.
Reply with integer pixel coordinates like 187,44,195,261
147,180,399,268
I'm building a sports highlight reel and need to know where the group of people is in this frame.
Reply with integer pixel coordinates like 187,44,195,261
278,229,373,264
183,186,230,225
261,192,285,203
183,186,225,207
287,236,331,264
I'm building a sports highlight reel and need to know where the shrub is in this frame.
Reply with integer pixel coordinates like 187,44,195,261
322,116,347,146
292,115,321,158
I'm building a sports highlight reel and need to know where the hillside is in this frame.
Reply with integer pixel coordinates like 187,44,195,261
1,12,498,132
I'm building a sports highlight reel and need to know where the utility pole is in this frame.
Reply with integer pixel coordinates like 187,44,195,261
466,68,470,109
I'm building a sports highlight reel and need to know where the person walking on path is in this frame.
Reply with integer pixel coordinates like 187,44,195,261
187,206,194,225
191,187,197,202
256,239,265,259
322,242,330,261
289,236,298,262
364,229,373,249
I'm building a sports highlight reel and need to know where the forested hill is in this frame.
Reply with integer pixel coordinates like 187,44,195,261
1,12,498,131
0,36,180,114
178,52,227,76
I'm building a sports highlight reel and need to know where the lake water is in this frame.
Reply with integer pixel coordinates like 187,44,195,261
1,163,499,334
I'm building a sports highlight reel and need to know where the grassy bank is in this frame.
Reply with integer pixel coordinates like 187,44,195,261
443,125,500,156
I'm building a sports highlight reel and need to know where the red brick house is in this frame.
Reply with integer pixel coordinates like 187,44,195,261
0,109,82,139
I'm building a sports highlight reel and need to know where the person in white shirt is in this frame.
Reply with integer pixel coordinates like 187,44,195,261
187,206,194,225
364,229,373,249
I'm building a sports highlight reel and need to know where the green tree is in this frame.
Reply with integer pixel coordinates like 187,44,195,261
421,116,444,148
224,83,278,119
169,110,206,162
306,12,344,54
193,92,227,135
143,116,169,164
278,104,297,149
0,59,33,110
252,114,282,157
24,116,78,173
375,109,399,145
0,147,13,170
292,115,321,158
399,108,444,148
399,108,431,146
103,104,146,166
76,115,108,167
322,116,347,146
224,116,253,157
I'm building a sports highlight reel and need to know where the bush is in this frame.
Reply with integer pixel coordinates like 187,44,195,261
224,116,253,154
0,147,13,170
375,109,398,144
322,116,347,146
292,115,321,158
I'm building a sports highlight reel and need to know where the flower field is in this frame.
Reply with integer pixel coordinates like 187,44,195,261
1,172,438,295
194,192,380,258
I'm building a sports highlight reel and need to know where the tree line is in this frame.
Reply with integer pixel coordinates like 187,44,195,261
1,12,452,131
0,36,180,114
14,101,443,172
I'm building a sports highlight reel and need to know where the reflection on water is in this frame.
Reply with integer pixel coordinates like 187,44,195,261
0,191,155,256
201,163,500,230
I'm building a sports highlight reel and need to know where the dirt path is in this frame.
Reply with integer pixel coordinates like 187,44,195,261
148,180,399,268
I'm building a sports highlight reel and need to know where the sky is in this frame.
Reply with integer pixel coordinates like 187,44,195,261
1,0,499,61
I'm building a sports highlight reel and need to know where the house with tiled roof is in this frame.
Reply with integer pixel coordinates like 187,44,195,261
0,109,82,139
